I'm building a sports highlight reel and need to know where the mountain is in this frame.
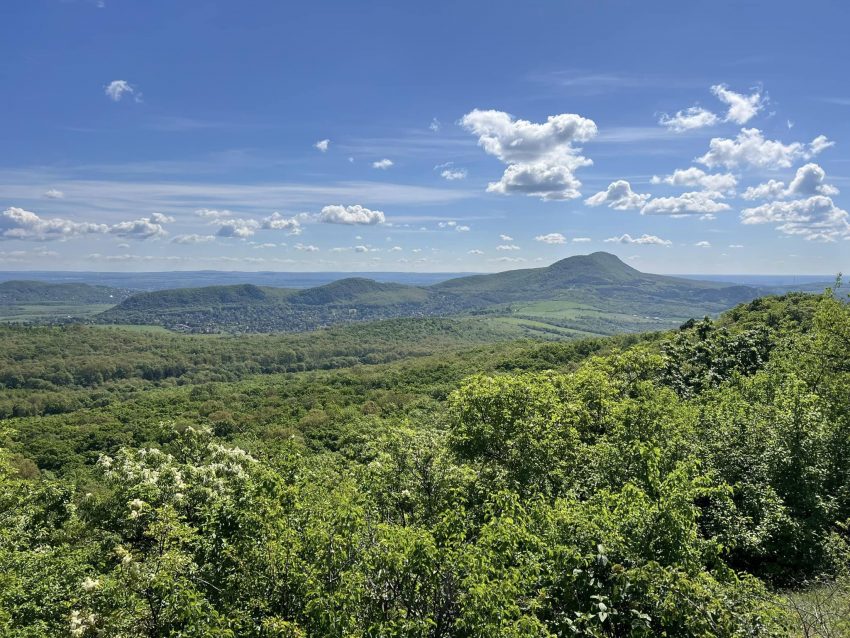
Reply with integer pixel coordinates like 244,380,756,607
436,252,736,297
95,252,810,335
0,281,132,305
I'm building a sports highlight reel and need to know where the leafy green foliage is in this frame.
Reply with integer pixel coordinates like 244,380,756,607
0,289,847,635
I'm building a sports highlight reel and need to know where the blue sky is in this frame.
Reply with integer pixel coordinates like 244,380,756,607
1,0,849,274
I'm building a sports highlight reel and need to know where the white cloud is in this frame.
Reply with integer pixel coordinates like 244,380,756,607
810,135,835,156
262,212,303,234
741,180,786,200
460,108,597,200
429,118,441,132
485,161,589,200
150,212,175,224
650,167,737,194
372,158,394,169
295,243,320,252
604,233,672,246
0,207,108,241
172,234,216,244
0,208,170,242
740,195,850,241
641,191,731,216
318,204,385,225
697,128,832,170
710,84,766,124
572,237,591,243
44,189,64,199
695,240,712,248
499,234,513,241
786,163,839,197
741,163,839,201
109,215,170,240
195,208,234,219
468,249,484,255
729,244,744,248
585,180,650,209
213,218,260,238
497,244,521,251
314,139,330,152
658,106,719,132
441,168,467,180
535,232,567,244
461,109,597,163
389,246,402,252
104,80,138,102
455,225,470,232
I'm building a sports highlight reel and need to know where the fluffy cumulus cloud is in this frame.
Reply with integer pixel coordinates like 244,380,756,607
318,204,385,225
1,208,173,241
104,80,138,102
697,128,832,170
295,243,319,252
650,167,737,194
604,233,672,246
742,163,839,200
710,85,766,124
496,244,521,251
1,207,108,241
740,196,850,241
314,139,330,152
372,159,394,169
461,109,597,200
262,212,302,234
585,180,650,210
640,191,731,216
695,240,712,248
213,218,260,238
658,85,764,132
658,107,719,132
468,249,483,255
109,213,172,240
44,189,64,199
535,232,567,244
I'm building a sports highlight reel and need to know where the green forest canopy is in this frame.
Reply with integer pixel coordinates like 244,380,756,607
1,289,849,636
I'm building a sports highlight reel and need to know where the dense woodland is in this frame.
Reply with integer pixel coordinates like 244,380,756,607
1,289,849,636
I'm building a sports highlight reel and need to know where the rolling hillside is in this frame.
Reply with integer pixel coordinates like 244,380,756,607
95,252,791,334
0,280,134,322
0,280,132,304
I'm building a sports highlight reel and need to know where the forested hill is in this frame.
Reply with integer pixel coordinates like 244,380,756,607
430,251,759,302
96,252,778,333
0,280,132,304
